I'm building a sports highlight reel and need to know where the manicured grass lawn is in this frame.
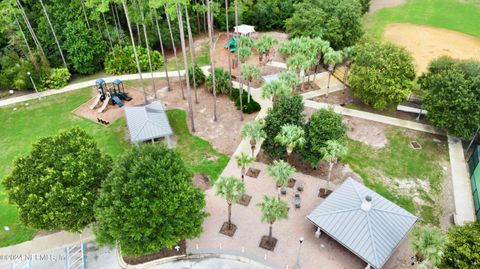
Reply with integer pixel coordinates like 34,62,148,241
0,89,227,246
343,128,448,225
364,0,480,39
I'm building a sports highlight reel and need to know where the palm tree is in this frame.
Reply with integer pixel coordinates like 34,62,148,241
175,2,196,132
234,0,243,121
275,124,305,163
279,70,300,91
240,64,261,103
238,46,251,64
15,0,45,58
80,0,91,29
152,8,171,91
235,152,255,182
138,2,156,98
261,80,291,102
241,120,266,157
341,46,355,85
225,0,233,90
164,4,185,98
39,0,67,68
287,53,310,91
320,140,347,190
312,38,330,82
122,0,147,103
257,195,289,246
184,4,199,104
206,0,217,121
267,160,296,194
215,176,246,230
410,225,446,266
254,34,278,63
323,49,344,96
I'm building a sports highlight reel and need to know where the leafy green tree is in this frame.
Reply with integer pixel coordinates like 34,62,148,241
420,57,480,139
410,225,446,266
261,81,292,101
441,221,480,269
279,70,300,90
359,0,371,14
257,195,289,244
262,94,304,160
349,42,416,110
267,160,296,192
215,176,246,230
206,67,232,95
94,144,206,257
3,128,111,232
105,45,163,75
302,109,347,167
275,124,306,161
237,0,295,31
285,0,363,49
241,120,266,157
41,68,71,89
235,153,256,182
241,64,261,102
64,20,107,74
321,140,347,188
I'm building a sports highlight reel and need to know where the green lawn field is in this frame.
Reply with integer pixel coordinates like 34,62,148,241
364,0,480,39
0,88,227,246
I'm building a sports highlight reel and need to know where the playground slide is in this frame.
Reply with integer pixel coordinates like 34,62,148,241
98,97,110,113
112,95,124,107
89,94,102,110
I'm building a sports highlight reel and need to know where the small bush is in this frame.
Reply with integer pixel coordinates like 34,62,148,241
231,90,261,114
42,68,71,89
188,64,206,87
0,50,49,91
206,67,231,95
104,45,163,75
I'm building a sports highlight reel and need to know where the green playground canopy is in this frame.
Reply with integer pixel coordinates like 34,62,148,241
224,36,238,53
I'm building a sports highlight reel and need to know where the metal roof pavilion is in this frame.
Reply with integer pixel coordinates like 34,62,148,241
307,178,418,269
234,24,255,35
124,101,173,143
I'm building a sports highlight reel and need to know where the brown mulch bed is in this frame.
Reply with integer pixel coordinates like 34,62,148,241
295,81,320,94
259,235,278,251
238,194,252,206
246,168,261,178
313,88,354,106
318,188,333,198
193,173,211,190
219,222,237,237
287,178,296,188
123,239,186,265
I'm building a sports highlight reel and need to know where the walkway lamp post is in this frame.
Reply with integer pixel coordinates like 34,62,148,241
27,72,42,100
294,236,304,269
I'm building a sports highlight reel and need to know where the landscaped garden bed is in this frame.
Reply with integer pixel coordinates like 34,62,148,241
123,240,187,265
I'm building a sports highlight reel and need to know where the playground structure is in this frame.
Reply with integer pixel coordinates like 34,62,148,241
90,78,132,113
224,36,239,53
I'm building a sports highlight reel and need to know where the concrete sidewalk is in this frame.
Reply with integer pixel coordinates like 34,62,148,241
0,70,187,108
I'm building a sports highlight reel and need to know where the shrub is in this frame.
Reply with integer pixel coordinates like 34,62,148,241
64,20,107,74
441,221,480,268
349,42,416,110
2,128,111,232
94,144,206,257
0,50,49,91
104,45,163,75
359,0,371,14
206,67,231,95
302,109,347,167
42,68,71,89
188,64,206,87
232,90,261,114
420,57,480,139
262,94,304,160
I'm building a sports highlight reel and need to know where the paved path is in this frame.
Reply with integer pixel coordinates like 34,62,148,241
265,61,287,69
0,70,187,108
301,84,345,100
448,136,476,224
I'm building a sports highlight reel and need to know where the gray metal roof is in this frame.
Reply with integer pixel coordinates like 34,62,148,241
307,178,418,269
124,101,173,143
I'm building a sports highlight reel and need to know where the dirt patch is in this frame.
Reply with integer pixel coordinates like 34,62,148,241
259,235,277,251
193,173,211,190
73,86,145,124
344,116,388,148
312,88,353,105
123,239,186,265
219,222,237,237
383,23,480,73
246,168,261,178
238,194,252,207
369,0,406,14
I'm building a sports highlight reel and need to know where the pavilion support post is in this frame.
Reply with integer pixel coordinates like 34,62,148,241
315,227,321,238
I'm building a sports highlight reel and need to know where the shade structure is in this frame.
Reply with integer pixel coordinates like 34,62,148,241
124,101,173,143
307,178,418,269
234,24,255,36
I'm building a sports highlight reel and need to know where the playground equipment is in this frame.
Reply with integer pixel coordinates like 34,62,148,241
90,78,132,113
224,36,238,53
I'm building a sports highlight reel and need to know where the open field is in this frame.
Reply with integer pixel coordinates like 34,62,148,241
0,87,228,246
364,0,480,39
